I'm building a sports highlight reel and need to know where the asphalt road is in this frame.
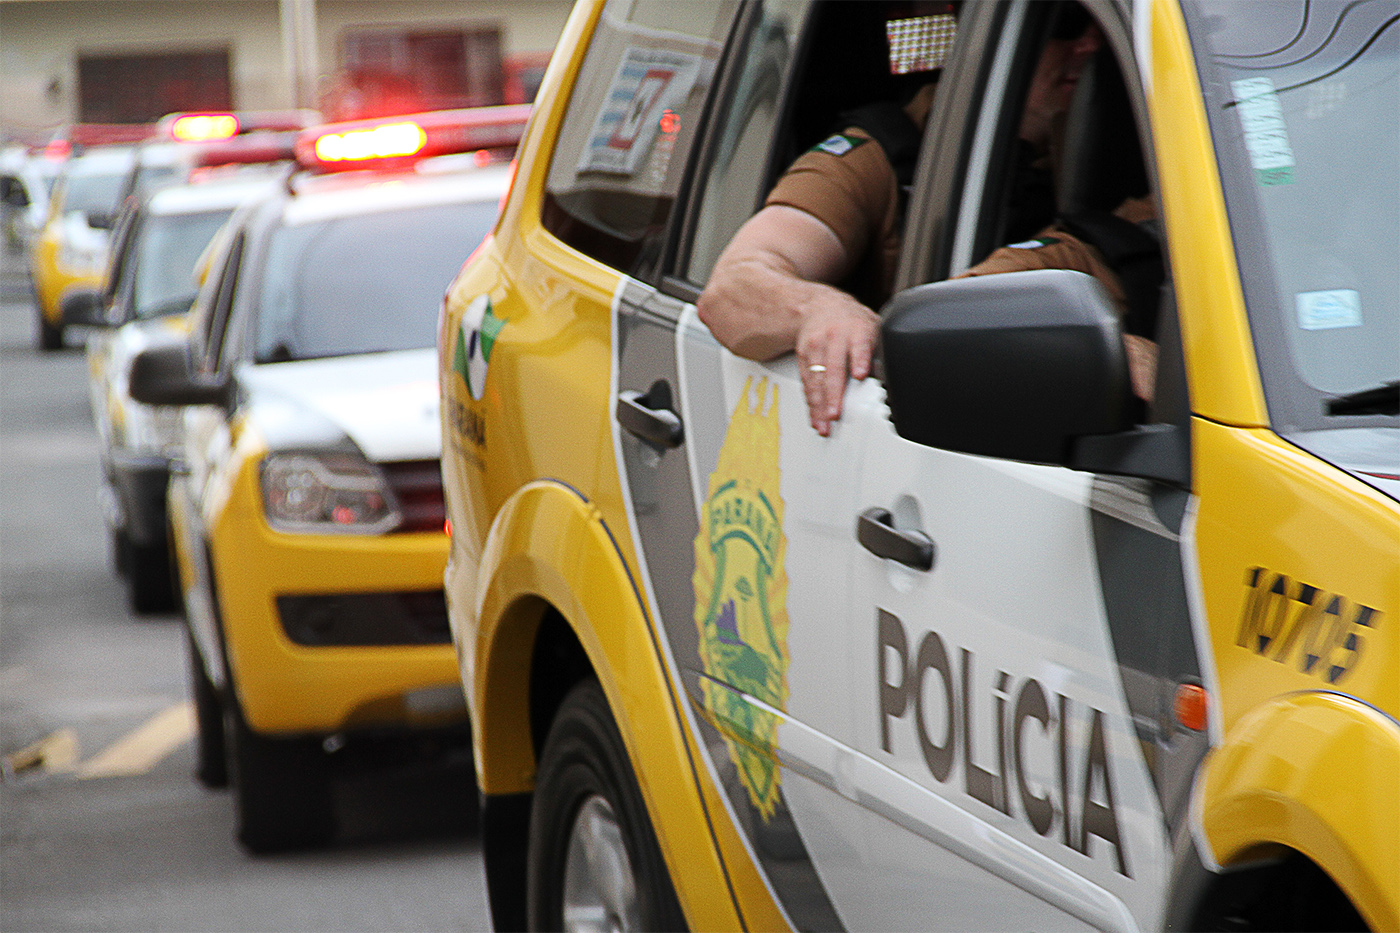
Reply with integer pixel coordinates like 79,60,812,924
0,252,493,932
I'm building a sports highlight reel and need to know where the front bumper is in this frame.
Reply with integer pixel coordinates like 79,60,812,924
209,470,461,736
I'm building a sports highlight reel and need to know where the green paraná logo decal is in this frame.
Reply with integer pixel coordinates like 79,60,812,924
692,377,790,821
453,294,505,400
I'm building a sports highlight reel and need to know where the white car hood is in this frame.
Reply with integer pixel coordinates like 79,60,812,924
239,349,441,463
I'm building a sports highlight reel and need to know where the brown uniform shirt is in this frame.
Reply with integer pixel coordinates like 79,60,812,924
764,129,903,309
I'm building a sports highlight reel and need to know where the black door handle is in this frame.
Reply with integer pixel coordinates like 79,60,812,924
857,507,934,571
617,381,683,449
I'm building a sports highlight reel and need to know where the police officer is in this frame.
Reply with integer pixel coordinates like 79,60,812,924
699,5,1127,436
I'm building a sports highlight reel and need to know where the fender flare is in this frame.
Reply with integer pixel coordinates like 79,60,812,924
1196,691,1399,932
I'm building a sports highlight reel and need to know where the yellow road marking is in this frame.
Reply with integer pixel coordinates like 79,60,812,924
76,702,195,779
2,728,80,778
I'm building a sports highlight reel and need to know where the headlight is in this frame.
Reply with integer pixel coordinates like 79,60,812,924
260,451,401,535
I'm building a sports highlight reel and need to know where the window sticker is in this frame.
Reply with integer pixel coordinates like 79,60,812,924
578,46,702,176
1296,289,1362,331
1232,77,1296,186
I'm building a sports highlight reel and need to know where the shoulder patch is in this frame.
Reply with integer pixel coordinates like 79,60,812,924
1005,236,1062,250
810,133,868,157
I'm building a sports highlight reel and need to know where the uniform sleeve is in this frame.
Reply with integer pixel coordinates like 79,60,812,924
957,229,1128,312
764,130,897,267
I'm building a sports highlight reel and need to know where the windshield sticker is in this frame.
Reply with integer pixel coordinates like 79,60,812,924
1297,289,1362,330
1232,77,1296,186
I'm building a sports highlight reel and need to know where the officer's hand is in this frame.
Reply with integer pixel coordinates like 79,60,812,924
796,299,880,436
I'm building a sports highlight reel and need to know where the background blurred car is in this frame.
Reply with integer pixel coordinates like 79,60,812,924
128,106,526,854
28,144,136,350
0,145,60,257
84,160,291,614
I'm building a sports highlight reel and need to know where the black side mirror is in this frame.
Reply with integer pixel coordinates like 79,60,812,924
1,176,29,208
60,288,111,328
881,269,1188,485
129,342,233,408
87,211,114,231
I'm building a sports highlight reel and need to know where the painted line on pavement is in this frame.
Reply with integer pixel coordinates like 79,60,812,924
76,702,195,779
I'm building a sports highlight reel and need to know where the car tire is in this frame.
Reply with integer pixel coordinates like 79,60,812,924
527,679,686,932
187,633,228,789
225,691,336,854
37,313,63,351
124,534,177,614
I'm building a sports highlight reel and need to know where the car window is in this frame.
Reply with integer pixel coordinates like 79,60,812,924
59,167,128,219
681,0,810,284
540,0,739,278
252,199,497,362
133,208,236,320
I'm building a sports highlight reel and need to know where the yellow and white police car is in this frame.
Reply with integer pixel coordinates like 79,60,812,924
29,144,135,350
85,164,289,613
439,1,1397,930
128,106,526,853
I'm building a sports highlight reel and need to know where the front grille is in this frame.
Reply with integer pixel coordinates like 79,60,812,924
277,590,451,646
383,460,446,533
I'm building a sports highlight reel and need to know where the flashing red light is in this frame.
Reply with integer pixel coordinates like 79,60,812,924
42,138,72,161
295,105,531,173
315,121,427,163
659,109,681,135
169,113,240,142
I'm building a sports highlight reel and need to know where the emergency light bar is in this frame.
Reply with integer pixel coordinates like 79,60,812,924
294,105,532,172
169,113,238,142
157,110,321,143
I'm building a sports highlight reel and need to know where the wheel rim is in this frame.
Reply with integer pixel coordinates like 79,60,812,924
562,794,640,933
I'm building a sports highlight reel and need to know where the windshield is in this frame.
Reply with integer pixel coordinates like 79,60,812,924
253,199,497,362
1190,0,1398,429
61,169,127,218
133,208,234,320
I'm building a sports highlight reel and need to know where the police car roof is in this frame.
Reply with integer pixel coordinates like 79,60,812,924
144,171,284,216
279,161,511,228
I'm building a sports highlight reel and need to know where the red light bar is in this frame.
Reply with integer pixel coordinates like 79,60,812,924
166,113,240,142
295,105,531,172
191,130,300,169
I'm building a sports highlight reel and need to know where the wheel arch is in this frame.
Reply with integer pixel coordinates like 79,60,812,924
1193,691,1399,931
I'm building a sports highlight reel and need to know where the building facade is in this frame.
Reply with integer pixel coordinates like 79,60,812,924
0,0,572,143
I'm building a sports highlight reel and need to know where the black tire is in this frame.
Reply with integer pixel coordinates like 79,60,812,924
37,312,63,351
124,534,177,614
186,633,228,789
225,691,336,854
527,679,686,932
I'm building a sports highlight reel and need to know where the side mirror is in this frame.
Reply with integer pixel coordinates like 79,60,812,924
1,176,29,208
87,211,114,231
60,288,111,328
880,269,1188,486
129,342,233,408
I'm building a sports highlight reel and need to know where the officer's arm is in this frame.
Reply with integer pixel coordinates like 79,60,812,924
698,204,880,436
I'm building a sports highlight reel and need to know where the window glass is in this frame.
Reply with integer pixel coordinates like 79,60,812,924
542,0,738,276
253,200,497,362
684,0,810,283
133,209,235,320
1193,0,1397,427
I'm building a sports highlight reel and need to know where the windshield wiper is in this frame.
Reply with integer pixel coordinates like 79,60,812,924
1326,380,1399,416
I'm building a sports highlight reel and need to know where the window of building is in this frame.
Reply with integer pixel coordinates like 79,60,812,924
332,28,502,120
78,51,232,124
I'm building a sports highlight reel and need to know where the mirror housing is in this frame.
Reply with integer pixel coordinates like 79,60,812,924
129,342,233,408
879,267,1189,488
60,288,111,328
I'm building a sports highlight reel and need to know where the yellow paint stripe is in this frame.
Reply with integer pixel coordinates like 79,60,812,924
2,728,81,778
76,702,195,779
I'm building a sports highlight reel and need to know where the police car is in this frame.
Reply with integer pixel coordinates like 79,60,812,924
128,106,527,853
29,144,135,350
85,162,290,613
439,1,1397,930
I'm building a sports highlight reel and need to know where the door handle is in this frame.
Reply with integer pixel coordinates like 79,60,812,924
857,507,934,571
617,381,683,449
